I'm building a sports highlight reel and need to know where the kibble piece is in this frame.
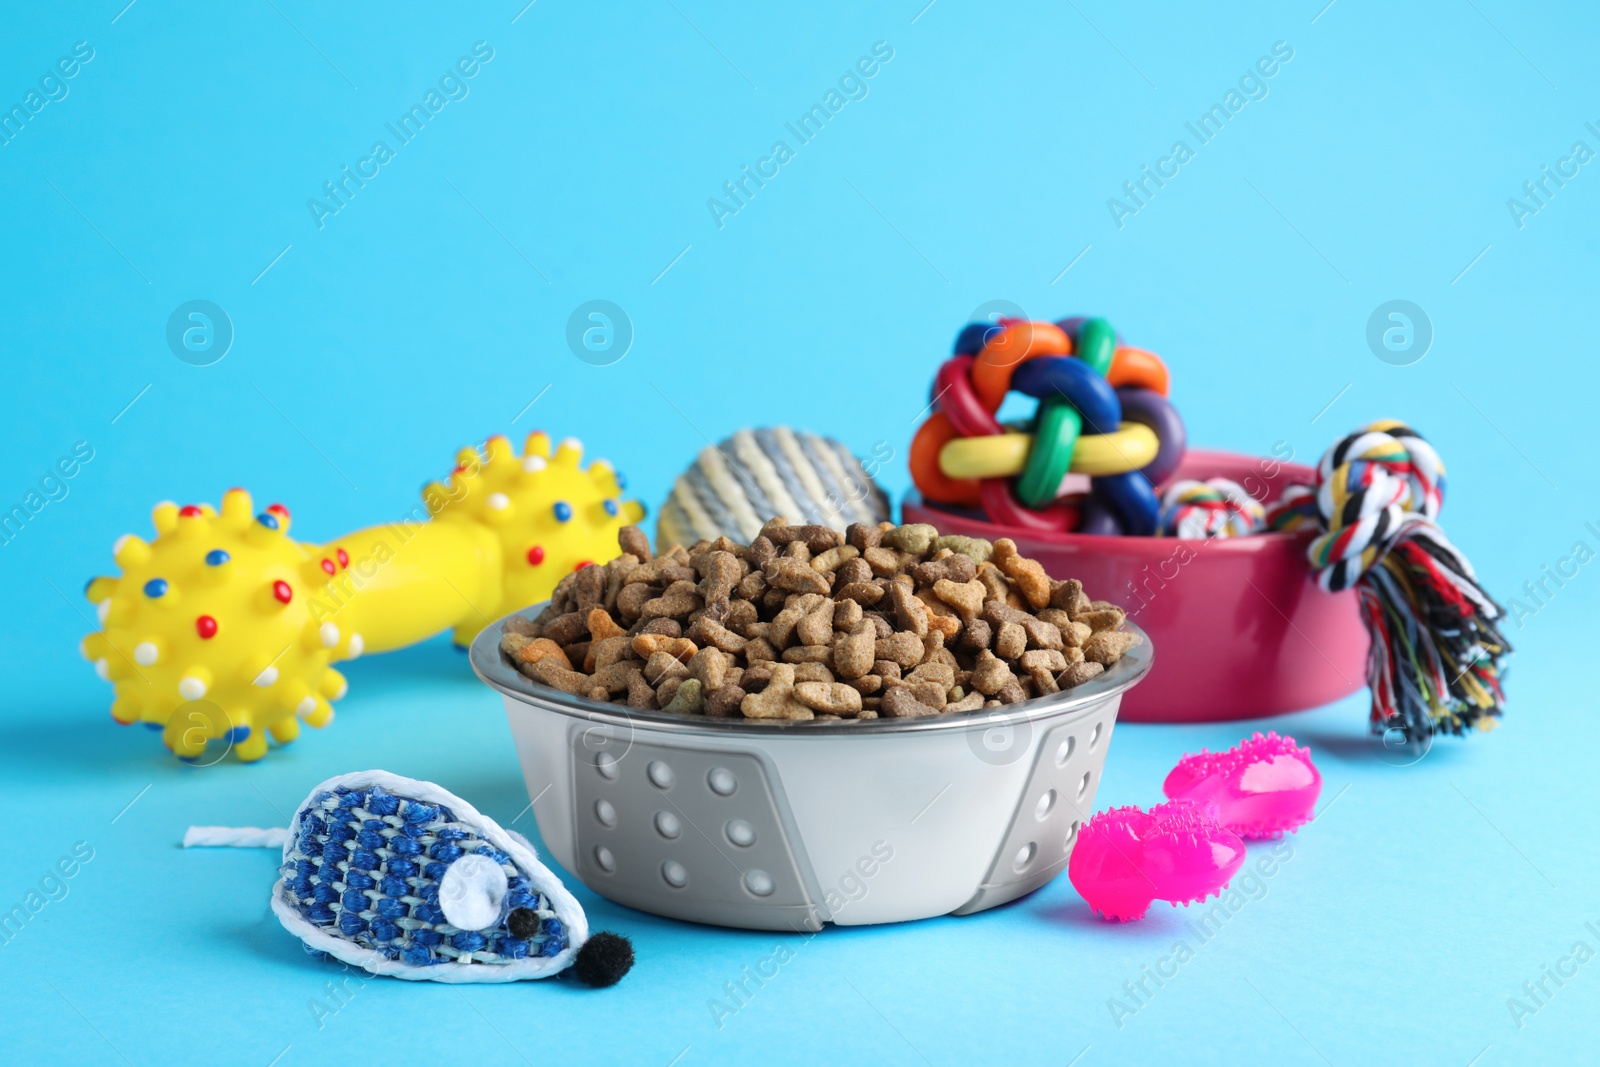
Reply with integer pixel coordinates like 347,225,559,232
796,600,835,647
631,634,697,663
958,618,993,654
995,676,1027,704
1061,661,1105,687
744,637,778,664
1037,607,1073,630
686,616,747,655
768,605,805,649
705,684,746,717
833,598,863,633
764,556,832,595
876,631,924,669
889,577,930,636
995,621,1027,661
836,581,885,606
914,553,977,587
1084,630,1139,666
862,546,901,577
932,578,986,622
976,564,1010,605
696,551,744,603
1021,618,1064,652
588,635,633,673
635,617,683,638
762,521,840,553
616,583,657,624
781,644,833,666
1078,607,1127,634
619,524,652,563
1019,649,1068,674
564,640,592,669
846,522,883,552
571,564,607,614
848,674,883,695
592,661,636,694
502,612,540,639
506,635,573,672
905,661,956,690
932,534,993,563
642,580,703,621
1051,578,1092,616
880,686,940,718
642,650,689,685
741,664,814,720
688,646,728,690
811,545,859,573
947,691,986,713
530,656,591,696
832,621,876,679
626,669,655,708
881,523,938,555
970,649,1012,696
541,612,589,646
662,678,704,715
656,675,684,707
871,659,902,681
835,556,873,587
791,662,835,683
793,681,864,716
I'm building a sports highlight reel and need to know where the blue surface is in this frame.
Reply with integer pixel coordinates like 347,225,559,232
2,2,1597,1064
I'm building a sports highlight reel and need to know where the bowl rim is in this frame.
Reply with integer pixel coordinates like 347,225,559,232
470,606,1153,739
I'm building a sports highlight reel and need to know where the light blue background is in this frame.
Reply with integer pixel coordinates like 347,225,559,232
2,1,1597,1064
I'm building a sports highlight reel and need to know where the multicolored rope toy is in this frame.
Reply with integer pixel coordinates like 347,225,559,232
1159,478,1266,539
1268,421,1511,743
910,317,1185,536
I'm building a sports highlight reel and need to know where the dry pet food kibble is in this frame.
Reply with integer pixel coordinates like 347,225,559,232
501,520,1141,723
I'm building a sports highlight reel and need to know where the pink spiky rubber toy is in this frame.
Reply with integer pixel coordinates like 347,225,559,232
1162,731,1321,839
1067,799,1246,922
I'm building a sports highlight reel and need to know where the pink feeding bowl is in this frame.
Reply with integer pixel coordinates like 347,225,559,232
903,450,1368,723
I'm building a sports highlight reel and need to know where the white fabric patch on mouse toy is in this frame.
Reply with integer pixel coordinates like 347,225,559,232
185,769,633,986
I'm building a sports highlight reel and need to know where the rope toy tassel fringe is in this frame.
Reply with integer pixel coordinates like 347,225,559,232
1269,420,1512,743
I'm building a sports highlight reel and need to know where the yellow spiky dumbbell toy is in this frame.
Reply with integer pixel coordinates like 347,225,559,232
81,431,644,763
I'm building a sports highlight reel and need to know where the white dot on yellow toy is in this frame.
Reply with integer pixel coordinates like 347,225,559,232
82,432,644,763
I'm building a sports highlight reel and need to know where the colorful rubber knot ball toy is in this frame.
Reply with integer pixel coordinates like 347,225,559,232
910,316,1185,535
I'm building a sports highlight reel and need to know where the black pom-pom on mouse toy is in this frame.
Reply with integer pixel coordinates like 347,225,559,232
183,770,635,986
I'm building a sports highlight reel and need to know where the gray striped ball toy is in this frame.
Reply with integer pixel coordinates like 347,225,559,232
657,427,891,548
